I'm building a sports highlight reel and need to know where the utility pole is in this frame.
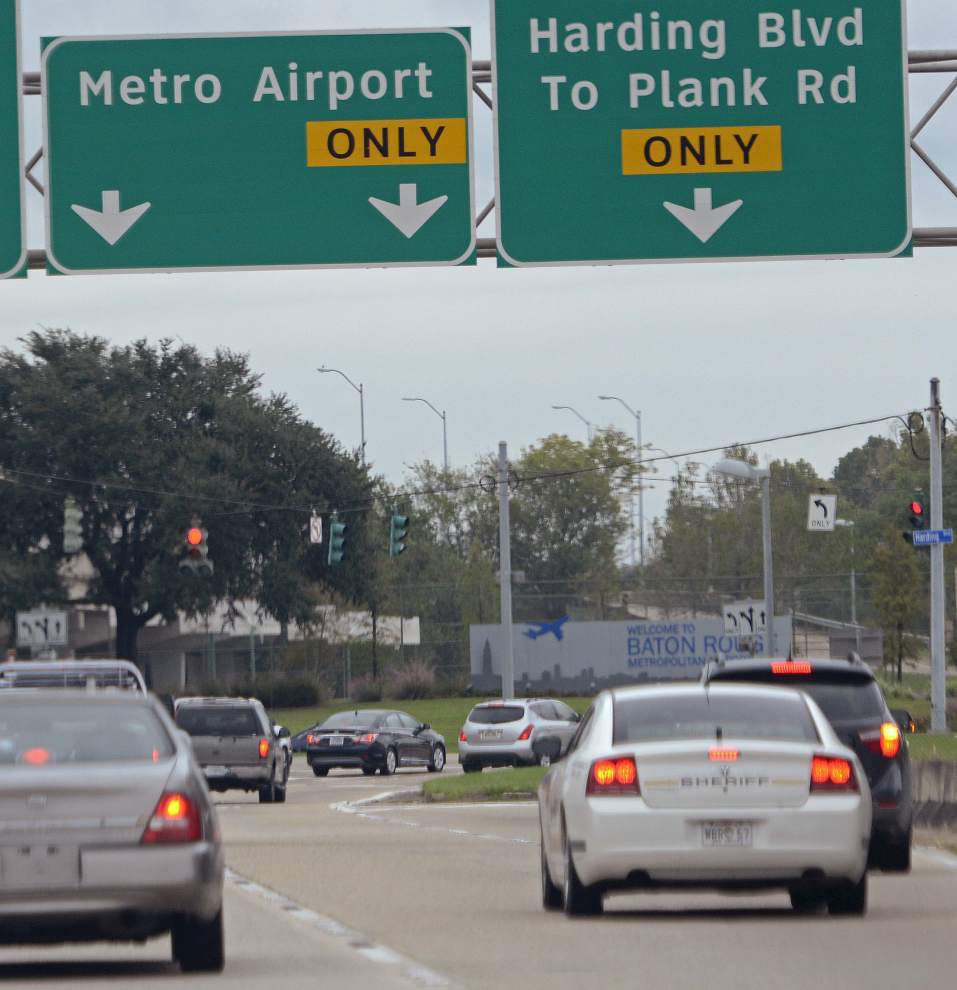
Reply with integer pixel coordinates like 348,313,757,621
929,378,947,732
761,472,776,657
498,442,515,700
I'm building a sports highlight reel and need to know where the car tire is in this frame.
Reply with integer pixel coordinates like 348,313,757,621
826,873,867,916
541,827,563,910
273,782,286,804
428,745,446,773
362,767,377,776
380,747,398,776
789,886,826,913
258,781,275,803
312,766,329,778
880,830,912,872
562,822,602,917
172,908,225,973
462,761,482,774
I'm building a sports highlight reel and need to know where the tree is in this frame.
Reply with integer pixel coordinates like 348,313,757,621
871,534,923,680
0,331,372,664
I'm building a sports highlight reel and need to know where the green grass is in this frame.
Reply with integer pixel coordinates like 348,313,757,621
422,765,547,802
908,733,957,762
268,696,593,755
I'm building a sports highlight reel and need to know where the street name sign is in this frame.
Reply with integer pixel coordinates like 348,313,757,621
1,0,25,278
491,1,910,266
807,493,837,531
912,529,954,548
42,29,475,274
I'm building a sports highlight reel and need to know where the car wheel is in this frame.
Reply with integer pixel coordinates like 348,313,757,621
826,873,867,916
541,827,563,910
428,745,446,773
789,886,826,913
538,753,552,768
462,761,482,774
380,747,398,776
172,908,225,973
362,767,377,776
273,781,287,804
258,781,275,803
312,766,329,778
880,830,912,872
562,822,602,916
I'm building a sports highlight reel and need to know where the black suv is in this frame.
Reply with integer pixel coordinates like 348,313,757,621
702,656,912,871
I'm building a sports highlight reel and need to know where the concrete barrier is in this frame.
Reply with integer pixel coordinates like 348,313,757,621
912,760,957,830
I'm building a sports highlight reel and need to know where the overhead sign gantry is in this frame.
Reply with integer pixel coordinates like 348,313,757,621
1,0,25,278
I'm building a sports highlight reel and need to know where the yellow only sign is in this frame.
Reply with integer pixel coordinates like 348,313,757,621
307,117,468,168
621,125,783,176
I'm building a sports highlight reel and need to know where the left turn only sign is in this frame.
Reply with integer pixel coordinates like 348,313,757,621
42,29,476,274
1,0,26,278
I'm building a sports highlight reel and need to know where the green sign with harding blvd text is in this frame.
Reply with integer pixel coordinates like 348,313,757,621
492,1,910,266
1,0,25,278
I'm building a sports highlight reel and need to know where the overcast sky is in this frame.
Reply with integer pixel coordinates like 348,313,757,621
3,1,956,534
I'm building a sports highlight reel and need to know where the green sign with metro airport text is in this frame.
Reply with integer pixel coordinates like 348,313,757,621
42,29,475,274
492,1,910,266
1,0,25,278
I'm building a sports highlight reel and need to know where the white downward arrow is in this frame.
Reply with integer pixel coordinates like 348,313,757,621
663,188,743,244
368,184,448,239
71,190,152,246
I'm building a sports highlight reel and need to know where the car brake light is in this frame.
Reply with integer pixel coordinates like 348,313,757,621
22,747,51,765
771,661,812,675
357,733,378,744
810,755,858,793
258,737,270,759
709,748,739,762
517,725,534,741
860,722,901,758
586,757,639,796
459,730,467,743
141,792,202,844
306,734,315,745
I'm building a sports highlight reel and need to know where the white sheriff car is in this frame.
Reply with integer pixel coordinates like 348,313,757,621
536,683,872,916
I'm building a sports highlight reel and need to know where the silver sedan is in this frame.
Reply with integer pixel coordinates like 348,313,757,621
0,686,225,971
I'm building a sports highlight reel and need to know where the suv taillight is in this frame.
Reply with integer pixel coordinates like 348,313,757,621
258,737,270,759
141,792,202,844
860,722,901,759
586,757,640,796
459,730,467,743
810,755,859,793
517,725,534,741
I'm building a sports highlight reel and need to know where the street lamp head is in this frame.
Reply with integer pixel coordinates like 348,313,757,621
713,458,769,481
598,395,614,401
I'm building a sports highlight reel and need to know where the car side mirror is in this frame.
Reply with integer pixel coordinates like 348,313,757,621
532,735,563,765
889,708,916,734
571,712,582,723
415,722,431,734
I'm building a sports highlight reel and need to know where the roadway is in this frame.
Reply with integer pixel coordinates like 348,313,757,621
1,757,956,987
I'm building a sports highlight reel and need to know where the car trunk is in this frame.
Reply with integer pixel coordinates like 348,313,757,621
189,734,264,767
467,706,527,745
634,741,814,810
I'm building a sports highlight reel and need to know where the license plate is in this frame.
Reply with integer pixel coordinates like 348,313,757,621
479,730,502,740
702,822,753,847
2,845,79,889
204,764,228,777
329,736,344,746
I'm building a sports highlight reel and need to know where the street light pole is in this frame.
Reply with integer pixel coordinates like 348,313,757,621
599,395,644,567
929,378,947,733
551,404,593,443
403,397,449,473
317,367,366,468
835,519,860,654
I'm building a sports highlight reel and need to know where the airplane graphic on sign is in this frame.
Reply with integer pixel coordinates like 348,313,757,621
524,617,570,641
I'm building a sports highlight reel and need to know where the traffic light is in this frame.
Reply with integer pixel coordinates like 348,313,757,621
328,513,347,566
63,497,84,554
903,495,928,545
389,513,409,558
179,519,213,574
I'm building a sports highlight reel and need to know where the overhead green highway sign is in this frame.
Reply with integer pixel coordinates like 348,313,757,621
42,29,475,274
1,0,26,278
491,1,910,266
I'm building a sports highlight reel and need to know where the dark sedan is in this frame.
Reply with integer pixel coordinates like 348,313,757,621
306,709,446,777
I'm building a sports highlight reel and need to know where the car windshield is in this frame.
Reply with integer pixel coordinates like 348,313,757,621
0,700,173,765
468,705,525,725
319,711,380,731
613,693,819,744
176,706,260,736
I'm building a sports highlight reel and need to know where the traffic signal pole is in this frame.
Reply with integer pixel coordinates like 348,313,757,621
498,442,515,701
929,378,947,732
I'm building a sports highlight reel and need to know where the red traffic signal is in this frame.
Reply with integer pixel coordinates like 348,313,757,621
909,501,924,518
186,527,203,547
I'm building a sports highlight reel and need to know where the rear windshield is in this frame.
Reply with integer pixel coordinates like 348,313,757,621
319,711,380,731
799,682,885,721
176,705,261,736
613,693,818,744
0,701,173,764
468,705,525,725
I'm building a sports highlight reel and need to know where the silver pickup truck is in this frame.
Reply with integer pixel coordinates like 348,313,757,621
174,697,288,804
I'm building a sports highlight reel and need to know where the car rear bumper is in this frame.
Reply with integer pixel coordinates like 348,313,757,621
307,745,383,770
202,763,271,790
459,740,537,767
0,842,224,942
566,796,870,889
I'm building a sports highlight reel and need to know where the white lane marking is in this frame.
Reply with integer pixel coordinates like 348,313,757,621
915,845,957,870
226,868,456,988
331,790,537,846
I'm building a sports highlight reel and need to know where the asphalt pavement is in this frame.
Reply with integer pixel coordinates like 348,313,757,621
1,756,956,988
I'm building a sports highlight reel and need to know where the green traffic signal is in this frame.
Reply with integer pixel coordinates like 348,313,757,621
328,515,347,565
389,513,409,558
